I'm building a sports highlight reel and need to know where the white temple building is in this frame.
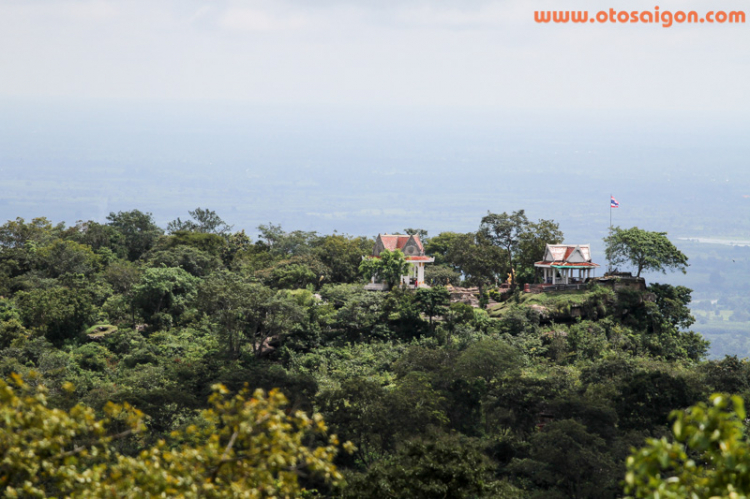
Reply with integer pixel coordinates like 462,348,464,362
534,244,600,285
364,234,434,290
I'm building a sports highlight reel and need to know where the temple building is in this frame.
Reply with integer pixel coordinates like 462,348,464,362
364,234,434,290
534,244,600,285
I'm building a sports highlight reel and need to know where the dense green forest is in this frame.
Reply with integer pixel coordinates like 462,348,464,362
0,207,746,498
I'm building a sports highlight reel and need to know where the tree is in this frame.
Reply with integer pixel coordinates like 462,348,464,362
510,419,618,499
701,356,750,395
415,286,450,332
329,291,387,342
454,339,522,385
0,217,60,278
0,216,59,250
616,370,701,430
648,283,695,330
270,262,319,290
147,245,222,277
604,227,688,277
197,272,304,358
317,378,394,464
517,218,564,284
445,232,504,299
480,210,530,292
403,227,429,242
67,220,127,258
157,231,227,257
621,284,708,362
424,264,461,286
221,230,253,267
442,302,475,339
106,210,164,261
167,207,233,235
424,231,462,267
0,373,348,498
344,434,519,499
359,248,409,289
16,286,97,345
35,239,100,278
132,267,200,328
257,224,319,257
313,234,373,284
625,394,750,499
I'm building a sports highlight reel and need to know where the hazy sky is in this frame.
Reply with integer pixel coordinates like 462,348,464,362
1,0,748,111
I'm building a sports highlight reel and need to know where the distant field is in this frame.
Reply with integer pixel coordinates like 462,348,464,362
693,321,750,359
3,101,750,358
694,310,734,321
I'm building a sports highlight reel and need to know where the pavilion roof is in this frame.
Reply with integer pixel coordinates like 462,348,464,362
379,234,425,253
534,244,599,268
534,261,600,268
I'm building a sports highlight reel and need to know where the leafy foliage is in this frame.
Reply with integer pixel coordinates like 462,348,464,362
0,373,348,498
106,210,163,261
167,207,233,235
359,248,408,289
415,286,450,331
0,208,721,497
133,267,200,328
345,434,520,498
445,231,504,295
604,226,689,277
625,394,750,499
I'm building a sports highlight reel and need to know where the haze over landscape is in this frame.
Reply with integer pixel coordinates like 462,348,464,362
3,2,750,496
1,2,749,351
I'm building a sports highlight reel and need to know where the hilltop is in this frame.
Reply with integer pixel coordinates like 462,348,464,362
0,207,734,498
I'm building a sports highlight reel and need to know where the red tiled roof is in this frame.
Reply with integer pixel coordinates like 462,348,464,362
368,255,434,261
380,235,412,251
534,261,600,267
380,234,425,252
539,244,594,265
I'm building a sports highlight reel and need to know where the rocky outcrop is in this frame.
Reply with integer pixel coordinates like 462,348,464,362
448,287,480,307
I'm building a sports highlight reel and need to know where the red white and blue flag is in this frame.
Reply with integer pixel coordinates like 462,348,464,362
610,196,619,208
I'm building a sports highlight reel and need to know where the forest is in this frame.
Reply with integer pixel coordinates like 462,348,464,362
0,207,747,498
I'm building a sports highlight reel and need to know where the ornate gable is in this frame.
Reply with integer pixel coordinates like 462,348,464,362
535,244,598,268
373,234,425,257
401,236,424,257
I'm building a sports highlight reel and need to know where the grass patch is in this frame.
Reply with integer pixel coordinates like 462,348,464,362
86,324,118,339
487,288,614,319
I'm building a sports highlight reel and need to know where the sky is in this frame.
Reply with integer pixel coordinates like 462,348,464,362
1,0,748,112
2,0,750,359
1,0,749,240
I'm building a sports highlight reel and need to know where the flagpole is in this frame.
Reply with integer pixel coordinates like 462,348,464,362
608,194,612,275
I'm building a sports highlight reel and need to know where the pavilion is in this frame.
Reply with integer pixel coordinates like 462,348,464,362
364,234,434,290
534,244,600,285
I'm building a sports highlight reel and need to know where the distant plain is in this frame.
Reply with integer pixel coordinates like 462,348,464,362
2,99,749,358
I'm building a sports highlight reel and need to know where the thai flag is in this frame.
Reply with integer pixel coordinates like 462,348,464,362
610,196,619,208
